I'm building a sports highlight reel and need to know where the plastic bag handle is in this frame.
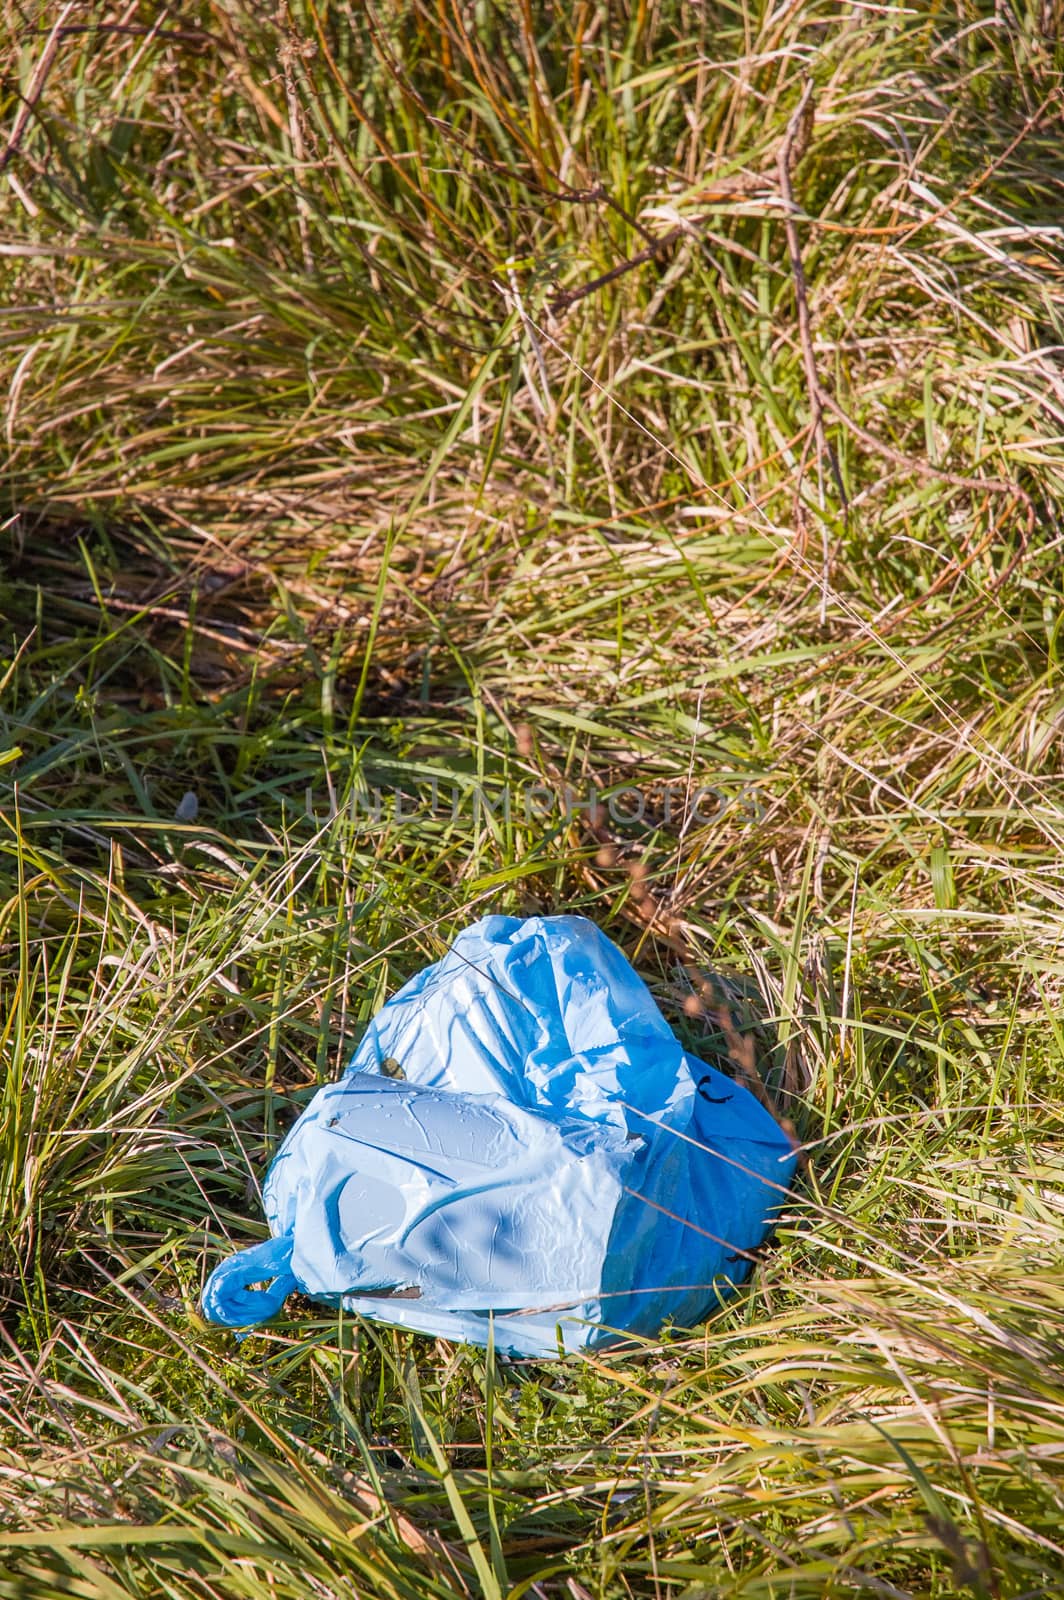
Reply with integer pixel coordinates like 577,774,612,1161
202,1235,297,1328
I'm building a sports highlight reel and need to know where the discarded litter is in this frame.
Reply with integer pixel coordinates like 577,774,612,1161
203,914,798,1357
174,790,199,822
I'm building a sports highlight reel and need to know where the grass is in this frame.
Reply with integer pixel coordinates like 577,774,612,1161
1,0,1064,1593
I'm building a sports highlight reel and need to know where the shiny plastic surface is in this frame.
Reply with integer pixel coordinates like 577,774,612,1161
203,914,797,1356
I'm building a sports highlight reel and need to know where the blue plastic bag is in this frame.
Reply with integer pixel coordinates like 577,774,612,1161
203,914,797,1356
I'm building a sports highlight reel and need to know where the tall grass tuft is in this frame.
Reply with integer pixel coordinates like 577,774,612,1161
2,1,1064,1595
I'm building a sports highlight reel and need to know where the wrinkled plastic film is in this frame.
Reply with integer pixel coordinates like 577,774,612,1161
204,914,797,1356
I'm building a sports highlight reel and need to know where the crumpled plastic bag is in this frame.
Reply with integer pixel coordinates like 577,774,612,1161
203,914,797,1357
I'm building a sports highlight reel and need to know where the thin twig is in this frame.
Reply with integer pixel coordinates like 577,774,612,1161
548,178,776,314
550,228,685,314
0,2,78,176
817,388,1029,503
775,79,848,518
